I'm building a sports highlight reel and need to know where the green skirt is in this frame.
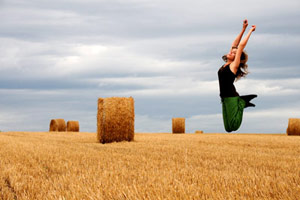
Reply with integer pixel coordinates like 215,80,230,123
221,96,246,132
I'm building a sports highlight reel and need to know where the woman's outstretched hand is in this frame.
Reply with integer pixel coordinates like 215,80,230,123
243,19,248,29
250,25,256,32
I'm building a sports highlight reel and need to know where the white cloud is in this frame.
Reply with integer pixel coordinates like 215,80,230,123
187,113,223,133
240,106,300,133
90,76,219,97
135,114,171,133
235,78,300,96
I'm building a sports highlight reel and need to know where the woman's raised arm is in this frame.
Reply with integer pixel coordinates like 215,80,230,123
229,19,248,51
230,25,256,74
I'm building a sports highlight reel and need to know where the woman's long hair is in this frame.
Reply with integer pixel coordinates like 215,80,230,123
222,51,249,81
236,51,249,81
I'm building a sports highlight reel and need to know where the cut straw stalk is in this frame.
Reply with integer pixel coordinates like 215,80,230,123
97,97,135,143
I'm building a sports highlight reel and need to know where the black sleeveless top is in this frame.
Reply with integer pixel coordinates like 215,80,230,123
218,64,239,98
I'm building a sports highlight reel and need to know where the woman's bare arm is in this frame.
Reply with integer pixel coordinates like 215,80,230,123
229,19,248,51
230,25,256,74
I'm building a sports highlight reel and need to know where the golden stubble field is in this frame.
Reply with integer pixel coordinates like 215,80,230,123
0,131,300,200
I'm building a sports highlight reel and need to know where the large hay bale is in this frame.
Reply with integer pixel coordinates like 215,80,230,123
172,118,185,134
67,121,80,132
286,118,300,136
49,119,66,132
97,97,135,143
195,130,203,134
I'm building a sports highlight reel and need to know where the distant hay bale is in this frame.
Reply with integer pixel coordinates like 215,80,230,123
97,97,135,143
286,118,300,136
195,130,203,134
49,119,66,132
67,121,79,132
172,118,185,134
49,119,58,132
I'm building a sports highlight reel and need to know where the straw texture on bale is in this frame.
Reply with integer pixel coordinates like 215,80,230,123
286,118,300,136
49,119,66,132
67,121,80,132
172,118,185,134
195,130,203,134
97,97,135,143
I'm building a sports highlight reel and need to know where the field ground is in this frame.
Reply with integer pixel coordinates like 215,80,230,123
0,131,300,199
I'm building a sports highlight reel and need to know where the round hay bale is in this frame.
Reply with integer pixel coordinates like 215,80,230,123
286,118,300,136
195,130,203,134
67,121,79,132
56,119,66,132
49,119,66,132
172,118,185,134
49,119,59,132
97,97,135,143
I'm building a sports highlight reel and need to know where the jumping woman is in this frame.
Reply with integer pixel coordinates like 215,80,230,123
218,19,257,132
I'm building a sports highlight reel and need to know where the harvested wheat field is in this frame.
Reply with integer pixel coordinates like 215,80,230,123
1,132,300,199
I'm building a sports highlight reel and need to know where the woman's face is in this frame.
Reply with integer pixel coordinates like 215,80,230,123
226,48,237,61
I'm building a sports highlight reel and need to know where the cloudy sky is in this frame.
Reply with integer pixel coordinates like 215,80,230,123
0,0,299,133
